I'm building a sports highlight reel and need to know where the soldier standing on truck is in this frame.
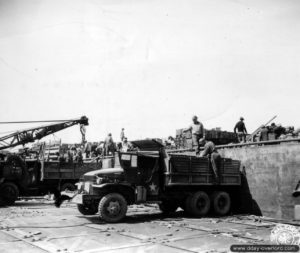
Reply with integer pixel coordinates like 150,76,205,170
199,138,221,182
120,128,125,142
234,117,247,143
80,124,86,144
104,133,115,156
183,116,204,153
84,142,92,158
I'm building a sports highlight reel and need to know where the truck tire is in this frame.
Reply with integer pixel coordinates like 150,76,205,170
77,204,98,215
211,191,231,216
0,182,19,205
61,183,76,192
159,201,178,214
98,193,127,223
189,191,211,217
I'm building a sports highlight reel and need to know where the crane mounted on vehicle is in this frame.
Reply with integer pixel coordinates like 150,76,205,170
0,116,89,205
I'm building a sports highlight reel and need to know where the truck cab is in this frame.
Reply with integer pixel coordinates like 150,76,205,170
74,139,242,223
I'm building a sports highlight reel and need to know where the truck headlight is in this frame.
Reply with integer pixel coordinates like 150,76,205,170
84,182,91,192
75,182,83,190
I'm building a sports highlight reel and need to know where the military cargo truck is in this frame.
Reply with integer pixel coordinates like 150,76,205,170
73,139,241,223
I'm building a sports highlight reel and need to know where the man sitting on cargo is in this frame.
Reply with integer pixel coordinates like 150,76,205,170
121,137,132,152
183,115,205,153
199,138,221,182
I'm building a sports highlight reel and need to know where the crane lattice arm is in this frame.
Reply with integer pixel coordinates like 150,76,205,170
0,116,88,150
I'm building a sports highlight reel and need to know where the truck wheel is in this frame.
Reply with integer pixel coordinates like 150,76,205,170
211,191,231,216
189,191,211,216
77,204,98,215
0,182,19,205
98,193,127,223
159,201,178,214
61,183,76,192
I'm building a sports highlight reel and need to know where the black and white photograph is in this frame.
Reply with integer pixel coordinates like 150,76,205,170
0,0,300,252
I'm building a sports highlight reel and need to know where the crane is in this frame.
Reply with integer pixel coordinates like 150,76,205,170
0,116,89,206
0,116,88,151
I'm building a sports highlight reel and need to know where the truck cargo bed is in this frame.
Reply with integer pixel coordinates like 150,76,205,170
165,154,241,186
43,161,101,180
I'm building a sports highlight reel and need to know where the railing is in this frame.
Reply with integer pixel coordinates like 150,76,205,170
216,137,300,149
167,137,300,153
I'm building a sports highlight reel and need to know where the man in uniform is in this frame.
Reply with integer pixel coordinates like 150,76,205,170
84,141,92,158
80,124,86,144
199,138,221,182
234,117,247,143
183,115,204,154
120,128,125,142
104,133,115,157
260,125,269,141
121,137,132,152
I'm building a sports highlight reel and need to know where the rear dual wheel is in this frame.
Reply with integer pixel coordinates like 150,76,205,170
184,190,231,217
211,191,231,216
185,191,210,216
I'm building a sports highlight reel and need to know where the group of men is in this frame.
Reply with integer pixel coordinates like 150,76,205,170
182,116,220,181
102,128,133,157
183,115,248,181
66,128,132,162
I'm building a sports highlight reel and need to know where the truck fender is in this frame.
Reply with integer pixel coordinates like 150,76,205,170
92,183,135,204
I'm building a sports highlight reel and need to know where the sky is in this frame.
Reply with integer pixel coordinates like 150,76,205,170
0,0,300,145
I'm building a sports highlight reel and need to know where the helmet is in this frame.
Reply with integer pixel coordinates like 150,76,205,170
192,115,198,120
199,138,206,144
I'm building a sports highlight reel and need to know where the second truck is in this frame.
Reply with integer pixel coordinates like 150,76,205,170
0,116,102,205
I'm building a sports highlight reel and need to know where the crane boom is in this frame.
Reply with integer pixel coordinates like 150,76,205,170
0,116,88,150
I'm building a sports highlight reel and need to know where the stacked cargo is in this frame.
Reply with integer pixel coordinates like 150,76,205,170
43,140,61,161
175,128,238,149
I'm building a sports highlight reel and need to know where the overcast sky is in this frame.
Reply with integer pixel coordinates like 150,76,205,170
0,0,300,144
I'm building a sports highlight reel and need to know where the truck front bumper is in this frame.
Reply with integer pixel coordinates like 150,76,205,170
72,194,83,204
71,193,100,205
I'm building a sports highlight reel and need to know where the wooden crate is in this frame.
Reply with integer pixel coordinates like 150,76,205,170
186,139,193,149
184,131,192,139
